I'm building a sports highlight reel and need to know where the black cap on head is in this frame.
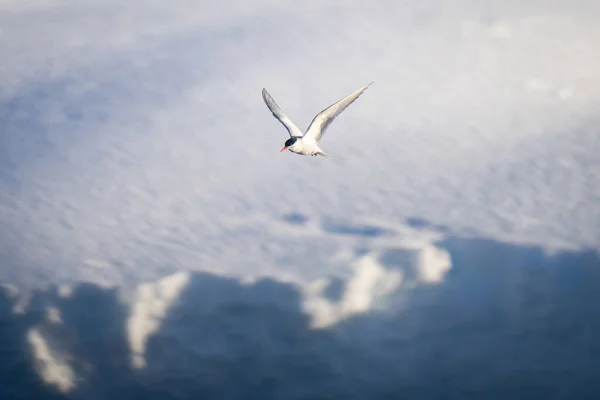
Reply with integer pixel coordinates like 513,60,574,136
284,138,297,147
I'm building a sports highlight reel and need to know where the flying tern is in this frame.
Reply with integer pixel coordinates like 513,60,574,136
262,82,373,158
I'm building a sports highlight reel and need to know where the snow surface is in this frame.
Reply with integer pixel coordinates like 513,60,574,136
1,0,600,398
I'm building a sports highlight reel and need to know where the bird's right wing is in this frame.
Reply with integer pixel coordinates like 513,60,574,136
302,82,373,145
262,88,303,138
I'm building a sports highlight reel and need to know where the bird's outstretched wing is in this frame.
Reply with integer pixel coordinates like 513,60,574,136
303,82,373,144
262,88,304,138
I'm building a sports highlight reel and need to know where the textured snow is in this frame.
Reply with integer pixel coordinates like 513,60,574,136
128,271,190,368
0,0,600,398
27,328,76,393
1,0,599,288
302,243,451,329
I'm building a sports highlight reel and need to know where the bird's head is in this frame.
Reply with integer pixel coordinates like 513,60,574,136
280,137,298,153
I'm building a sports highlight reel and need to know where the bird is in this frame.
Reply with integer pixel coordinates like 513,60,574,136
262,82,373,158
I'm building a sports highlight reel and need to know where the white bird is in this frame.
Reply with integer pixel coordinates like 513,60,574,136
262,82,373,158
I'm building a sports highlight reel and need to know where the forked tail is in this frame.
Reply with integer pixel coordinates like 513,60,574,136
318,152,349,163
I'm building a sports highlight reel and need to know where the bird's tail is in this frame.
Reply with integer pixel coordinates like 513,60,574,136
319,152,349,163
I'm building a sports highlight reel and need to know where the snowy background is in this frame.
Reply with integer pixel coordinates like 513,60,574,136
1,0,600,398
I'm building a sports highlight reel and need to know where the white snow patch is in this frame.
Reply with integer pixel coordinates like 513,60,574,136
58,284,73,298
302,243,453,328
0,284,30,314
27,328,76,393
302,252,403,329
46,306,63,324
127,271,190,368
416,245,452,284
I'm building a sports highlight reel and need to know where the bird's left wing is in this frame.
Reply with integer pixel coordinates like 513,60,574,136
302,82,373,144
262,88,304,138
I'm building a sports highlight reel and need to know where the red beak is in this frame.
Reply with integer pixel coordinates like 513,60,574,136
280,146,288,152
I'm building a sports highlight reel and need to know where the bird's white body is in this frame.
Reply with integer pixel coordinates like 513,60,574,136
285,139,324,157
262,82,373,158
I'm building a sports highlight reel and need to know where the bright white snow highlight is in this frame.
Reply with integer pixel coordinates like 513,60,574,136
27,328,76,393
128,271,190,368
302,243,452,328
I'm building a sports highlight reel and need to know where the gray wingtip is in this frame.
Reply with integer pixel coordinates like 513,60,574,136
261,88,270,103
